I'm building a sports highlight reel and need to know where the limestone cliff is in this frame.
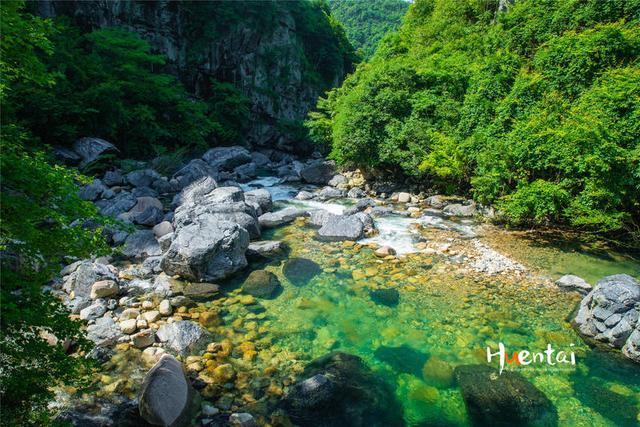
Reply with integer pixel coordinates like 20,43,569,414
34,0,355,153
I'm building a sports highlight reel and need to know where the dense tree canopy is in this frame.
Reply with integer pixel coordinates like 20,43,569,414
329,0,410,59
0,2,109,424
308,0,640,244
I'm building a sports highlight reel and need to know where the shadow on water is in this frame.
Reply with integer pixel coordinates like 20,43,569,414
571,348,640,426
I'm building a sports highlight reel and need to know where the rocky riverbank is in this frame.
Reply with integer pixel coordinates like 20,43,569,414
51,139,640,426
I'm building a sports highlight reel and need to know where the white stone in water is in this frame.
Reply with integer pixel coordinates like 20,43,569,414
159,299,172,316
142,300,155,310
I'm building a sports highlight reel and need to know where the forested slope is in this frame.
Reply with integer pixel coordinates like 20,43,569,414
329,0,409,59
308,0,640,243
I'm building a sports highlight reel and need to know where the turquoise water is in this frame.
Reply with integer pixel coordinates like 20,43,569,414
213,219,640,426
82,179,640,426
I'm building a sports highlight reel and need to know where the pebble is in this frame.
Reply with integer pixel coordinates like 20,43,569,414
119,319,137,334
159,299,172,315
143,310,161,323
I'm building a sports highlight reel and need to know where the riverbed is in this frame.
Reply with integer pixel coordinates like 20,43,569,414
62,175,640,426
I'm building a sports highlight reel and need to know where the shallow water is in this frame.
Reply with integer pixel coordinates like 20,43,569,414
236,222,640,426
238,179,640,425
79,178,640,426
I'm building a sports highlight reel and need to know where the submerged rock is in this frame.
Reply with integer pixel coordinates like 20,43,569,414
455,364,558,427
283,258,322,286
370,288,399,307
178,282,220,301
374,345,428,378
574,274,640,358
228,413,257,427
139,354,200,427
242,270,282,298
282,352,403,427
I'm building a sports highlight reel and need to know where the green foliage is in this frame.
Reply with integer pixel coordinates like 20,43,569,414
288,0,358,88
0,3,109,424
329,0,410,59
8,23,221,157
309,0,640,242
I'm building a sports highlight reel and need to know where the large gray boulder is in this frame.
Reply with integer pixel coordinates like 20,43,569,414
308,210,337,228
96,192,137,217
574,274,640,354
126,169,162,188
258,208,309,228
62,260,117,301
156,321,209,355
139,354,200,427
86,316,122,347
202,146,251,171
173,186,256,230
161,215,249,282
103,170,124,186
245,188,273,214
172,176,218,209
300,161,336,184
317,213,374,242
122,230,162,260
172,159,218,190
72,137,118,168
317,186,346,200
121,197,164,226
78,179,109,201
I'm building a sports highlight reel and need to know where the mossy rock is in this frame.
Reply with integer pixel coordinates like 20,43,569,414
283,258,322,286
242,270,282,298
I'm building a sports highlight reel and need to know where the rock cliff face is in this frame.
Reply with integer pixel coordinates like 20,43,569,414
34,0,352,153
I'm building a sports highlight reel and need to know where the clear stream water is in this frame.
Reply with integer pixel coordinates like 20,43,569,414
85,176,640,426
235,177,640,426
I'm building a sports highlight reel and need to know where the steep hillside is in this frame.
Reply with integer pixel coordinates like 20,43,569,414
308,0,640,242
33,0,356,153
329,0,409,59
